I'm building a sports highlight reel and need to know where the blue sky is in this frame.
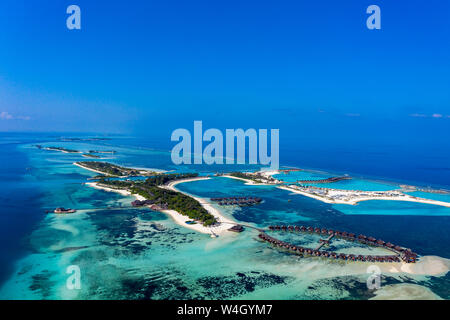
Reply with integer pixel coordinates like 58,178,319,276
1,0,449,147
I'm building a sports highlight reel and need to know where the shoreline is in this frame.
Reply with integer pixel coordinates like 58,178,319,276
73,162,118,176
162,177,238,235
278,186,450,208
222,175,273,186
279,164,450,194
85,177,237,236
223,173,450,208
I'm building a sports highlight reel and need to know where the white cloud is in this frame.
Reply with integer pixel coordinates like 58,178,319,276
410,113,427,118
0,111,13,120
0,111,30,120
409,113,448,119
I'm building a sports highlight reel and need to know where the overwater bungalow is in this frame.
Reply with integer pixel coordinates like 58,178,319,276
338,253,347,260
131,199,154,207
228,225,244,233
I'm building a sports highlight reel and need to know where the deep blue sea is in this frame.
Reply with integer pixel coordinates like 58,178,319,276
0,136,45,285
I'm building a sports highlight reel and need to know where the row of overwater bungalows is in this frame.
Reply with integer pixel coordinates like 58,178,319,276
258,233,401,263
211,197,263,206
265,225,418,263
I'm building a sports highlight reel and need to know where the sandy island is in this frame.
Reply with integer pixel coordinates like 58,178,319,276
222,175,273,186
278,185,450,208
74,162,117,176
224,170,450,208
161,177,238,236
85,177,238,237
370,283,443,300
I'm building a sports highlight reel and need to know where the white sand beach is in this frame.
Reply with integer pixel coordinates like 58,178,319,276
162,177,238,236
85,177,238,237
370,283,443,300
74,162,114,176
85,182,145,199
222,175,273,186
278,185,450,208
398,255,450,276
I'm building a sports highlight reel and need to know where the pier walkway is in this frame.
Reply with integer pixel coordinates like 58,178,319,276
315,233,334,251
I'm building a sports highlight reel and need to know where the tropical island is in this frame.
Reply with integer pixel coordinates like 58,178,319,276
74,161,230,229
35,145,81,154
88,150,117,154
226,171,281,185
74,161,158,177
95,173,218,226
223,170,450,208
82,154,101,159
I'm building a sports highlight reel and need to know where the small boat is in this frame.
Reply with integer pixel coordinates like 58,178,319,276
185,220,197,225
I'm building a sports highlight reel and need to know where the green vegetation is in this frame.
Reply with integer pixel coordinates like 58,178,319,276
76,161,148,176
88,150,116,154
38,146,80,153
144,173,198,186
82,154,101,159
96,172,217,226
132,185,217,226
230,172,256,180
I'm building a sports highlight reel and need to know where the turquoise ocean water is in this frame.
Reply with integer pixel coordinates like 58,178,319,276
0,133,449,299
